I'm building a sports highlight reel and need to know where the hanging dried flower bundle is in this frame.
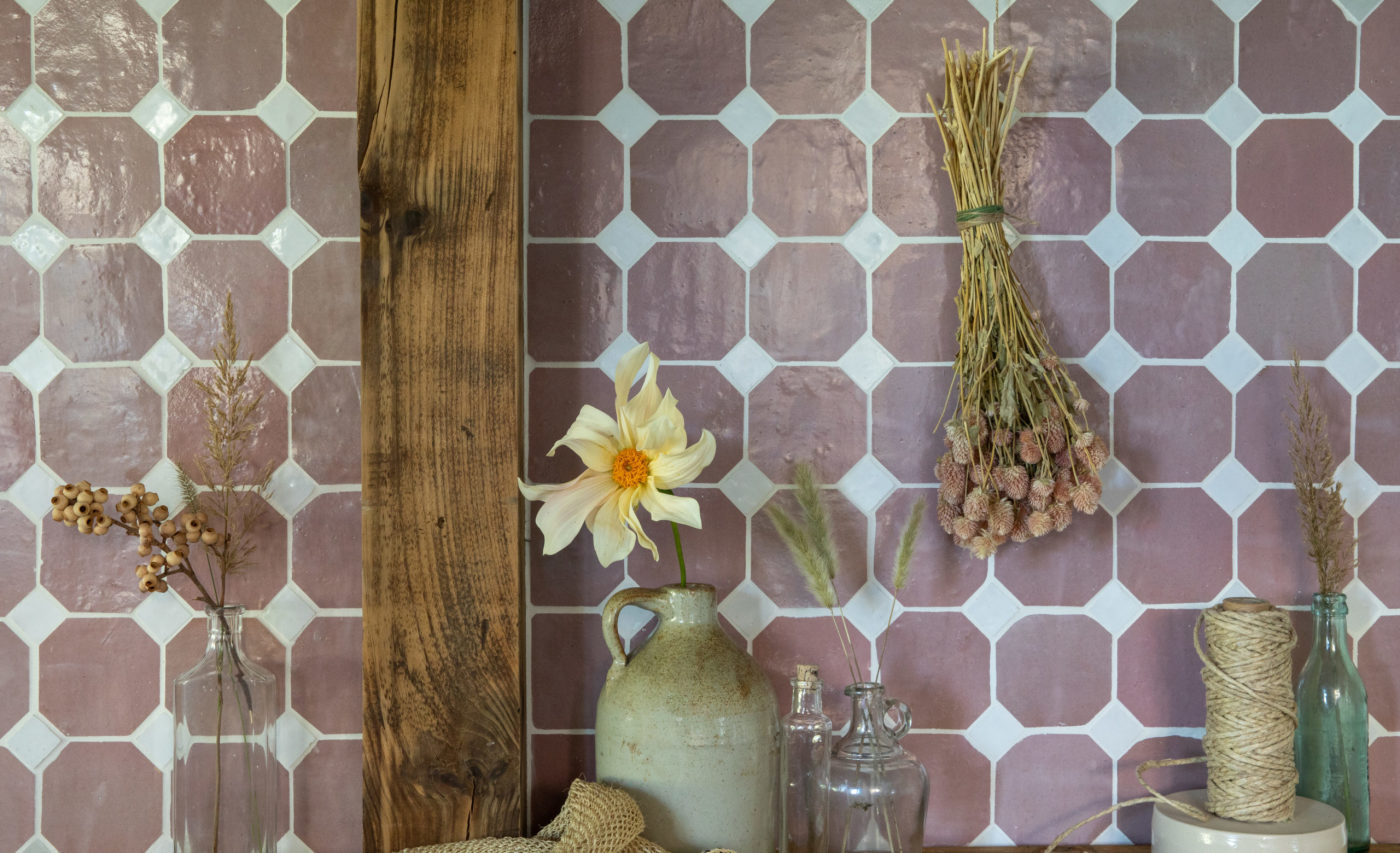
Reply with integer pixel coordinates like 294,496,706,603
929,35,1105,559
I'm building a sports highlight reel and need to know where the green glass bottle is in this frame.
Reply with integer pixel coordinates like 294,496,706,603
1295,592,1369,852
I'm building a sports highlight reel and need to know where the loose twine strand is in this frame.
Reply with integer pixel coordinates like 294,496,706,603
1043,601,1298,852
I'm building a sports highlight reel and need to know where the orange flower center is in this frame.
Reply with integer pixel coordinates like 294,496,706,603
611,448,651,489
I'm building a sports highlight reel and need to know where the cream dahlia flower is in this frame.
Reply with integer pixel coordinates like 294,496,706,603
519,342,716,567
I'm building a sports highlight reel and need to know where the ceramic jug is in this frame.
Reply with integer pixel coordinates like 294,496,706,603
595,583,779,853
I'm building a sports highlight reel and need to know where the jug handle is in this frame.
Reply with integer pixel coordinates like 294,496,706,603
884,697,912,741
602,586,670,667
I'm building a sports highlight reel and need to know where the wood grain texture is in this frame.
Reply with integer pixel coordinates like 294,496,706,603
359,0,522,848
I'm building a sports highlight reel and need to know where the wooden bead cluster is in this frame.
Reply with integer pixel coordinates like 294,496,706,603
50,481,115,535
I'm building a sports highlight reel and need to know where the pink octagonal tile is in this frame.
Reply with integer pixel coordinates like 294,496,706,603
166,615,286,713
632,121,745,238
527,243,622,363
995,509,1112,607
293,491,362,610
170,241,289,359
1360,493,1400,608
1237,366,1349,485
287,0,356,111
902,734,989,845
529,499,626,608
0,374,32,490
751,244,866,361
1118,736,1207,842
634,488,745,598
527,367,614,486
0,249,37,360
1360,245,1400,361
291,118,357,238
35,0,156,111
166,116,287,235
529,119,623,238
628,0,744,115
752,0,865,114
874,487,983,607
169,367,288,487
754,120,866,237
0,499,35,614
1120,489,1232,605
1238,120,1353,239
1360,121,1400,238
997,614,1110,726
628,242,743,361
1116,242,1229,359
751,366,867,485
1359,616,1400,730
293,740,362,853
1004,118,1111,236
531,612,610,729
1240,0,1355,114
1240,489,1340,609
37,117,158,238
0,750,32,852
163,0,282,110
42,508,148,612
872,244,961,363
43,244,163,362
528,0,621,116
0,120,30,236
1372,738,1400,840
1115,366,1230,484
1116,0,1233,114
0,0,27,109
1013,240,1110,359
1003,0,1110,112
1357,369,1400,486
655,365,742,484
871,0,984,113
997,735,1111,844
293,241,360,361
1117,121,1230,237
531,733,595,831
292,366,362,485
1119,608,1205,727
872,365,953,484
292,616,362,734
752,487,866,608
753,616,872,720
0,623,25,736
877,612,989,729
1238,245,1352,361
40,368,161,486
40,618,158,736
872,118,958,238
1361,0,1400,114
43,742,161,852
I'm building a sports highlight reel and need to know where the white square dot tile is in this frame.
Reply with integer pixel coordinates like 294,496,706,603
1080,331,1141,393
133,588,194,645
1327,210,1384,268
840,90,899,146
7,587,67,643
131,86,191,142
266,459,318,516
260,334,317,393
144,836,175,853
1333,457,1381,518
1202,456,1263,517
3,714,63,771
1203,332,1264,393
1330,90,1386,144
970,825,1016,846
1084,88,1142,146
596,0,646,22
260,209,320,267
132,708,176,770
7,464,62,522
716,459,776,516
1086,0,1136,19
1324,332,1386,395
718,88,777,147
4,86,61,142
275,710,318,769
597,90,659,145
842,579,898,641
1084,212,1143,269
9,339,64,393
841,212,899,271
276,833,315,853
717,337,777,394
716,579,779,640
1096,457,1141,515
721,0,775,24
1084,579,1144,637
136,337,192,393
135,0,178,16
1211,0,1262,22
258,85,316,140
596,331,644,379
595,211,656,270
12,218,66,271
1205,86,1262,146
721,215,779,269
259,586,317,644
1343,577,1383,637
1086,700,1145,760
1335,0,1384,21
835,455,898,515
136,209,194,264
963,577,1020,640
964,702,1025,761
836,334,895,393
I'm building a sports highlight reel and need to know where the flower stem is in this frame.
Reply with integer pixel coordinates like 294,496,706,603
670,520,687,586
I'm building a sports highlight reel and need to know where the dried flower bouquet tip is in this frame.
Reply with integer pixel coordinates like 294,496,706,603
929,34,1104,559
1286,356,1355,595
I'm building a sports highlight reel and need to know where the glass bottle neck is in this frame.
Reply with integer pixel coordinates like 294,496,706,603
845,683,886,738
790,680,823,714
204,605,245,652
1311,593,1349,654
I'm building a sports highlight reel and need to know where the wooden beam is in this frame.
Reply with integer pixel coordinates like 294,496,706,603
359,0,523,848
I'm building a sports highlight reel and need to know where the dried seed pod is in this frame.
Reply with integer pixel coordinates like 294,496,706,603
61,484,79,500
139,574,160,593
51,494,69,510
947,423,973,466
969,532,999,559
93,487,108,503
152,506,169,522
184,518,203,536
138,522,152,537
77,517,93,534
997,466,1030,501
166,550,184,567
74,502,91,517
160,520,176,537
1009,507,1032,543
77,490,94,504
137,543,151,556
1053,472,1074,504
121,510,138,524
154,578,168,593
992,428,1012,447
136,564,151,577
200,529,220,546
1017,430,1042,465
62,506,78,523
149,553,166,567
172,531,188,547
50,508,64,522
129,482,145,496
142,492,159,507
194,511,208,524
1043,418,1066,454
117,494,137,512
75,480,92,492
1071,480,1101,515
1027,509,1053,537
93,522,111,536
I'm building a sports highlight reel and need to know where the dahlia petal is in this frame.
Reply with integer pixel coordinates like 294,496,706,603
640,485,702,529
588,489,638,566
526,472,618,556
650,430,716,489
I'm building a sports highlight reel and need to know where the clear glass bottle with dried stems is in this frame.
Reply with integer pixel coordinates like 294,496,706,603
827,683,928,853
780,664,830,853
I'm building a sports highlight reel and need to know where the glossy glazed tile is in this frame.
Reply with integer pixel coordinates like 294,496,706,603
627,0,744,115
1237,120,1353,239
36,117,158,238
632,121,746,238
34,0,156,111
528,0,620,116
751,488,866,608
902,734,989,844
526,243,623,363
1118,608,1206,727
168,240,289,359
529,500,627,608
1116,0,1233,113
168,368,288,487
997,615,1110,727
0,500,34,614
751,0,865,114
43,244,163,361
290,118,357,238
871,243,962,362
1357,369,1400,485
1114,366,1231,484
0,374,31,490
873,487,984,607
40,618,158,735
754,119,866,237
1118,736,1207,842
0,249,38,361
0,623,25,737
1361,1,1400,113
628,242,744,361
1116,242,1230,359
871,117,959,237
292,241,361,361
1119,488,1232,604
1012,240,1110,358
1239,0,1355,113
0,120,29,235
1373,738,1400,839
1237,366,1350,484
994,509,1112,607
996,735,1111,844
751,616,872,719
1360,245,1400,361
291,366,362,485
633,488,745,595
869,0,984,113
42,742,161,852
749,366,866,484
1360,121,1400,238
0,1,26,108
531,612,611,729
165,116,287,235
877,612,989,729
41,510,148,611
1003,118,1111,236
529,119,623,238
1237,244,1352,361
527,367,615,485
1003,0,1110,112
293,491,362,609
872,365,954,483
292,616,362,734
172,493,287,609
162,0,282,110
39,367,162,485
1360,493,1400,608
750,243,866,361
1240,490,1337,607
1359,616,1400,730
0,750,32,852
287,0,358,111
651,365,742,484
1117,120,1230,237
293,739,362,852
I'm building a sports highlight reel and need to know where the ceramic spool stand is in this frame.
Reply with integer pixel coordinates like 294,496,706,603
1154,790,1346,853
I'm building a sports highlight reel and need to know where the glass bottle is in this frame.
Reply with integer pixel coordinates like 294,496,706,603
1295,592,1369,853
780,664,831,853
173,605,278,853
827,683,928,853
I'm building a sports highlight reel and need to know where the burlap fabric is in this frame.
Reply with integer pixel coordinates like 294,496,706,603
395,780,737,853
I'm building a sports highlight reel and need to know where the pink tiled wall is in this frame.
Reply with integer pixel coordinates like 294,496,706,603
0,0,360,849
524,0,1400,844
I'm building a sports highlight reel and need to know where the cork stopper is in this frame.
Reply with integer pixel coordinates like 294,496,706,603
1222,596,1272,613
795,664,819,683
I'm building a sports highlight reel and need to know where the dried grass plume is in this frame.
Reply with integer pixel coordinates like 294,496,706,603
1286,356,1354,595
